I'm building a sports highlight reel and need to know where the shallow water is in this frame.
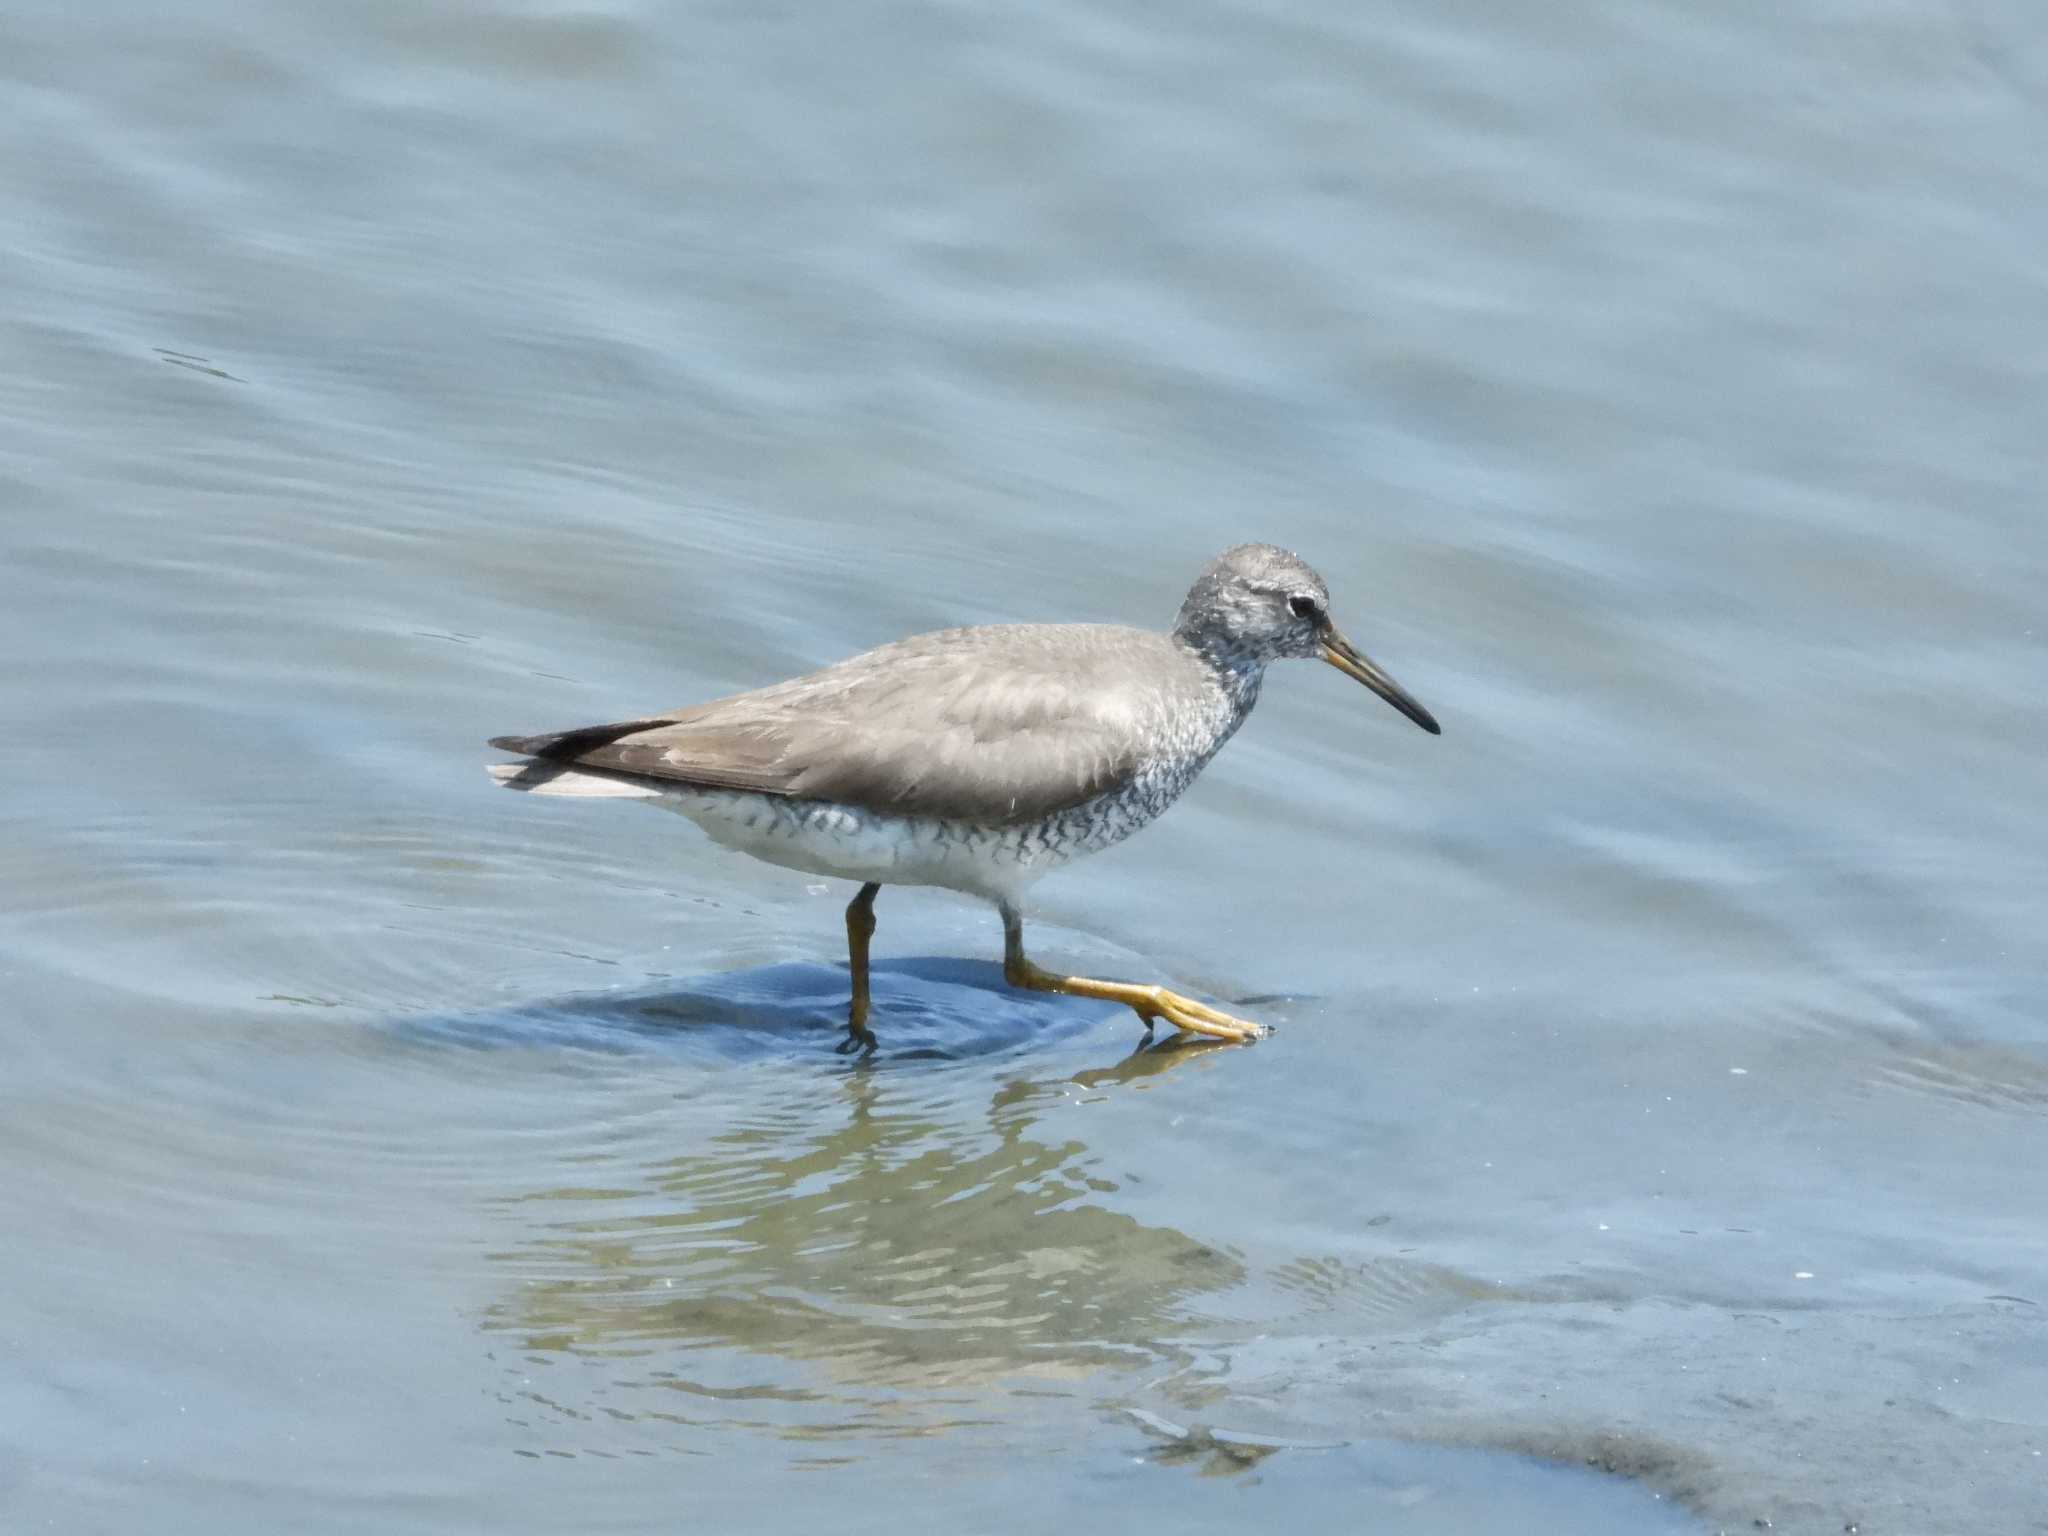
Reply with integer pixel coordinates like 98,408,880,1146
5,1,2047,1531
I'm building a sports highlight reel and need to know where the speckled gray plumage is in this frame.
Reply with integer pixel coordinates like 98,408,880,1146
493,621,1258,827
487,544,1422,863
488,544,1436,1047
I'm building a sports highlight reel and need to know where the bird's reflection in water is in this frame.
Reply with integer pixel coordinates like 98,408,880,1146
1122,1407,1305,1478
1069,1032,1235,1090
482,1030,1242,1450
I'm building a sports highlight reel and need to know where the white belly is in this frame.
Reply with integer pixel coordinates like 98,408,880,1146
657,787,1070,904
488,760,1193,903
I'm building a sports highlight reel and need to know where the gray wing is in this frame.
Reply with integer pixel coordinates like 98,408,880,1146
488,624,1200,824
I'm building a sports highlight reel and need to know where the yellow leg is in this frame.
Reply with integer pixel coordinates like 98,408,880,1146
837,882,880,1055
998,904,1265,1044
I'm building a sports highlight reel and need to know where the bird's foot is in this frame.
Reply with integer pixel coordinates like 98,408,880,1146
1130,986,1267,1045
835,1024,878,1057
1005,956,1265,1045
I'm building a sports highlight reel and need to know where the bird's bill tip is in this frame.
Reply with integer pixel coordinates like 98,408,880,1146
1318,629,1440,734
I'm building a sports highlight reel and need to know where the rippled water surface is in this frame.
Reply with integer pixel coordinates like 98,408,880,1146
6,2,2047,1532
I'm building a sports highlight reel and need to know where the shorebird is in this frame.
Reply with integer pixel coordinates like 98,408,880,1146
487,543,1438,1052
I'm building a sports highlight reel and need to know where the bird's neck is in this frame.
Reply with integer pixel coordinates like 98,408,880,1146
1174,631,1266,725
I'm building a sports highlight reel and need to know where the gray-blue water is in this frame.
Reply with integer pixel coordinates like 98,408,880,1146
5,2,2046,1531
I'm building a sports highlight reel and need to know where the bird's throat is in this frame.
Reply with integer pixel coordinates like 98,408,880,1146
1177,633,1266,726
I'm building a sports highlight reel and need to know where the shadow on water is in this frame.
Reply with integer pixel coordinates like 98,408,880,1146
402,956,1145,1064
404,957,1512,1453
478,1043,1244,1446
392,964,1701,1527
465,1033,1699,1531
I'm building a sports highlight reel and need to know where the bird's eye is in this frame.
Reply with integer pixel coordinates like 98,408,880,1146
1288,593,1319,619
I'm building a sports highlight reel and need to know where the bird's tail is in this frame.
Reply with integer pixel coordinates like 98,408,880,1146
485,762,663,798
487,719,676,798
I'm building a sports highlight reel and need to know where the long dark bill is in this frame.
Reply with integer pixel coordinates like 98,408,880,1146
1318,624,1441,735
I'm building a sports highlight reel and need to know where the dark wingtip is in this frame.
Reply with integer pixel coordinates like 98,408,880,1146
487,718,674,762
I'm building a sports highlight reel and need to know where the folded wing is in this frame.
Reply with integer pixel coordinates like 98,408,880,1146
489,625,1188,825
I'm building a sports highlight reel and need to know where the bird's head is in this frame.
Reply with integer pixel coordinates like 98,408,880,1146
1174,543,1440,734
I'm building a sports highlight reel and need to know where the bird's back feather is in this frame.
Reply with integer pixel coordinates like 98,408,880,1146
487,624,1224,825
